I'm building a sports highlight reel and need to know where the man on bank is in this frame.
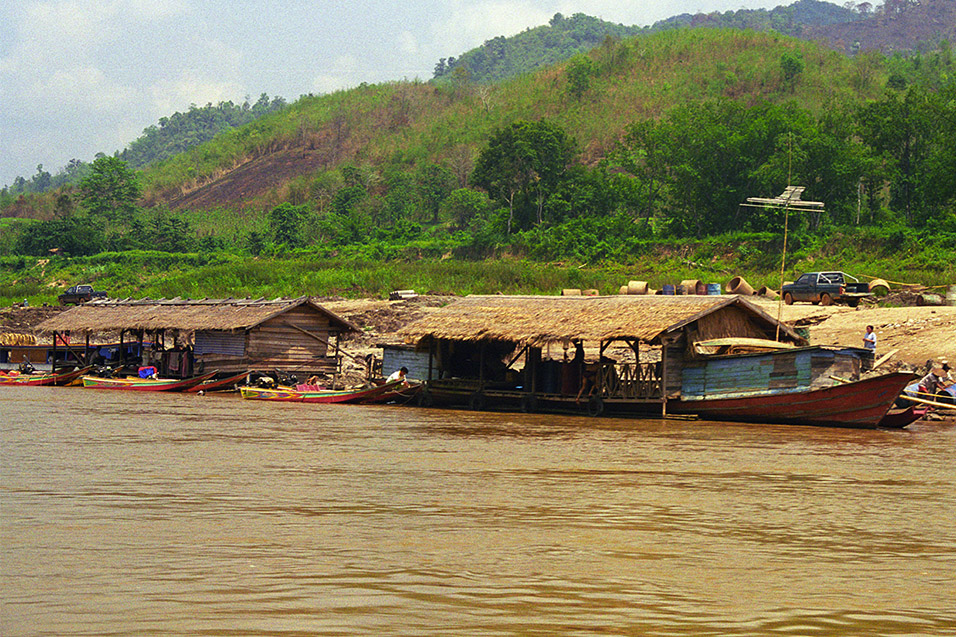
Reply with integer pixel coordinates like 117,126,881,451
863,325,876,352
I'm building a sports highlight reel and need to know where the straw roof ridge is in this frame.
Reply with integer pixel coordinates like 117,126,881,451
35,295,360,334
399,294,801,345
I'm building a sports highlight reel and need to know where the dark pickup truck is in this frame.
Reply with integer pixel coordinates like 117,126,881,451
58,284,107,306
781,271,872,307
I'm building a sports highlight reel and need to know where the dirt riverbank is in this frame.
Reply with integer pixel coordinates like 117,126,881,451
4,295,955,375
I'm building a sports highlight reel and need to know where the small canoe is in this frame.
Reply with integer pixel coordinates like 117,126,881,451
185,370,250,393
878,405,928,429
0,366,93,387
82,370,218,392
240,379,410,404
361,380,422,404
239,386,304,402
298,379,408,404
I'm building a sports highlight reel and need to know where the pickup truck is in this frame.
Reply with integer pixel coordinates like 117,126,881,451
58,284,107,306
781,272,872,307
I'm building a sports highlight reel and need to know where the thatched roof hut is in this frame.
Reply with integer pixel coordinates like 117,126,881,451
399,294,804,347
36,296,359,334
35,296,360,377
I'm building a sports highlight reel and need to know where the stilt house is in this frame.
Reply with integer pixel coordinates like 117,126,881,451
36,296,359,378
399,294,810,415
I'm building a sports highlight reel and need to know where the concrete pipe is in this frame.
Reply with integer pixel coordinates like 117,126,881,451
757,286,779,300
868,278,890,296
562,288,582,296
627,280,649,295
680,279,702,295
726,276,755,295
619,285,629,295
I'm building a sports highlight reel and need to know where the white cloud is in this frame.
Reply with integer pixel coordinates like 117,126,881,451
311,55,362,94
399,31,419,56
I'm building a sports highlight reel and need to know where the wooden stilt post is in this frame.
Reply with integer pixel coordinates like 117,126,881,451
51,332,58,374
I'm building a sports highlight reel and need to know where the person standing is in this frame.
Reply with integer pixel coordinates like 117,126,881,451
863,325,876,352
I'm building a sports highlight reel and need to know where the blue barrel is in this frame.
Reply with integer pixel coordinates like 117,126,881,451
706,283,721,295
663,284,676,295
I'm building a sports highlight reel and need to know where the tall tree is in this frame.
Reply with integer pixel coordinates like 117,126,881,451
471,120,576,233
78,156,142,221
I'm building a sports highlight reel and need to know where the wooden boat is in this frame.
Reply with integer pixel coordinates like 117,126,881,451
239,379,410,404
184,370,250,393
672,371,916,428
82,370,218,392
362,379,422,404
0,366,93,387
239,386,304,402
878,405,928,429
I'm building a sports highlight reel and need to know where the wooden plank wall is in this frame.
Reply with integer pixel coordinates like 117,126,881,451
680,348,862,399
246,307,336,371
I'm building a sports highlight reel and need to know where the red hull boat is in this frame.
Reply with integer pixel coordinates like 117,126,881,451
0,366,93,387
82,370,218,391
185,370,250,393
672,372,916,428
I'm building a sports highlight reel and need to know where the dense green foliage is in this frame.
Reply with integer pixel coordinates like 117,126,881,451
118,94,287,169
434,13,645,84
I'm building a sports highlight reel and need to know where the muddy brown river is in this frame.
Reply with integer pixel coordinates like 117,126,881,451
2,386,954,635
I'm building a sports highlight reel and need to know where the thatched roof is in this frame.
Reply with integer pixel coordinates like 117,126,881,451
400,294,804,346
35,296,360,334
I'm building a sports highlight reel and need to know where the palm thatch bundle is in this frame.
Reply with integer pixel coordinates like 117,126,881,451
35,296,359,334
400,294,801,346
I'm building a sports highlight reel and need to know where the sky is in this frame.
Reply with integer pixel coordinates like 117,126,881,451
0,0,788,187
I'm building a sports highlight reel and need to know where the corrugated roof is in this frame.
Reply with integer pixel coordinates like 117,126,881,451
35,296,360,334
399,294,803,345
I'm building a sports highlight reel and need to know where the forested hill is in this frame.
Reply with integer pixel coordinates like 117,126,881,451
434,0,954,85
432,13,646,83
435,1,858,84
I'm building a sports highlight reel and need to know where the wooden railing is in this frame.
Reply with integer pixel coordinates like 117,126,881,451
597,362,662,399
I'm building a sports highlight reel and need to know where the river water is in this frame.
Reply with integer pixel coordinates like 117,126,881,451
2,386,954,636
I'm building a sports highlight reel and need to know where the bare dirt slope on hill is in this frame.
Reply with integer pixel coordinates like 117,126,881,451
162,148,332,211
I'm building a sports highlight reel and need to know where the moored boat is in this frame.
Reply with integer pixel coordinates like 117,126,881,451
185,370,250,393
671,371,916,428
239,386,304,402
82,370,218,391
0,365,93,387
240,379,411,404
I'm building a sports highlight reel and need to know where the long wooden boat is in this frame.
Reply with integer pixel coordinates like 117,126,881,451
0,365,93,387
671,371,916,428
185,370,250,393
239,386,304,402
82,370,218,392
361,380,422,404
239,379,410,404
878,405,928,429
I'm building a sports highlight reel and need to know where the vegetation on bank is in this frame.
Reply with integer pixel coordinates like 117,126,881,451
2,224,953,308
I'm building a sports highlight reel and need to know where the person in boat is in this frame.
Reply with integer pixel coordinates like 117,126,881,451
18,356,35,374
863,325,876,352
917,363,953,399
387,367,409,384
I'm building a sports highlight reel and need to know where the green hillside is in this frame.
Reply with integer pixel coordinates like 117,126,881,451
2,26,954,303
